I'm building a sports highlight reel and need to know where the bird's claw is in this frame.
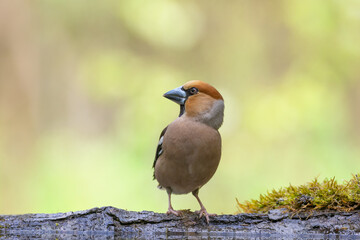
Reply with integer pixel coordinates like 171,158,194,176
166,208,182,216
195,208,216,224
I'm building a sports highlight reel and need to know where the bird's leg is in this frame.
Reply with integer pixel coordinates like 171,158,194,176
192,189,216,224
166,189,181,216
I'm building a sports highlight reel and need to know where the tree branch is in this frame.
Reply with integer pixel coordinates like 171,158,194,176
0,207,359,239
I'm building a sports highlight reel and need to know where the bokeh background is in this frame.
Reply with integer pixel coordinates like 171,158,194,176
1,0,360,215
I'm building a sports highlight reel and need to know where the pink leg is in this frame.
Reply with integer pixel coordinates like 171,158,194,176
192,189,216,224
166,189,182,216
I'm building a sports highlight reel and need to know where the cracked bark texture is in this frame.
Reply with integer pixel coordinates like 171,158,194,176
0,207,360,239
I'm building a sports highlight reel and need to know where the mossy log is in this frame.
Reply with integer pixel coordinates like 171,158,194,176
0,207,360,239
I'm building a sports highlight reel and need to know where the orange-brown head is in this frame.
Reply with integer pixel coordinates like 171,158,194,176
163,80,224,129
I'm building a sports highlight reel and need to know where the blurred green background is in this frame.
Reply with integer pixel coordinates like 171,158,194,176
0,0,360,215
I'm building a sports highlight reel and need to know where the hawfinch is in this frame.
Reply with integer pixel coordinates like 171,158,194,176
153,80,224,223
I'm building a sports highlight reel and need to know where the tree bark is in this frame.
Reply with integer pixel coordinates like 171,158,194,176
0,207,359,239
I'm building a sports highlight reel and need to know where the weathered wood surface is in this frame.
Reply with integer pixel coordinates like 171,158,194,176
0,207,360,239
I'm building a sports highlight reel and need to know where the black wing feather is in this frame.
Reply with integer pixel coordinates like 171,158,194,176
153,103,184,179
153,126,168,179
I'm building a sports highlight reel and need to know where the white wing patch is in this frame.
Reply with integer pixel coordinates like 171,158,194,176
158,136,164,146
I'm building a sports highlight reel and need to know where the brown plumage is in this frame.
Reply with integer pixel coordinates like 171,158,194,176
153,80,224,223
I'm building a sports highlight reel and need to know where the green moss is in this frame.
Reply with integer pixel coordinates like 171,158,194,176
237,174,360,213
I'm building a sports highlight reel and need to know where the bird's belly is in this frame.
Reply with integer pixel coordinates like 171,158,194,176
156,155,220,194
155,125,221,194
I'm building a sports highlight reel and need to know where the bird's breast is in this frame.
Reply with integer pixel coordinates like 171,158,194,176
164,118,221,161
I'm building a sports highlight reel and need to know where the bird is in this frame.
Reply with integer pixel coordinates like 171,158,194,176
153,80,224,223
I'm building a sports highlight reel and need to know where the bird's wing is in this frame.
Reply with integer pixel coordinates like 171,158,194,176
153,126,168,179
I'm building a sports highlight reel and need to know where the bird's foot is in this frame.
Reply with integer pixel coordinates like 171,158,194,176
195,208,217,217
166,207,182,216
195,208,216,224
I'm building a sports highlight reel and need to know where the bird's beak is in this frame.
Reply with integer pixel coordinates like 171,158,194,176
163,86,187,105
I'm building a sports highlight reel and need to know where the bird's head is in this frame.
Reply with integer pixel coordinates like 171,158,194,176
163,80,224,129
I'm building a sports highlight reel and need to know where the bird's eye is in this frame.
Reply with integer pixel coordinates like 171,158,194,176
189,87,198,95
